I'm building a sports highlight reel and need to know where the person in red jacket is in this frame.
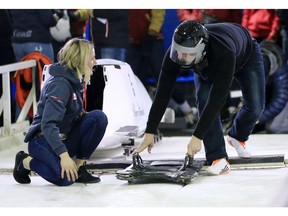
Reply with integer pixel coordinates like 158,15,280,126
242,9,280,43
177,9,202,22
177,9,242,24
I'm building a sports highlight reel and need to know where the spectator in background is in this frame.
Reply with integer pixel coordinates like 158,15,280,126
127,9,165,88
177,9,202,22
253,41,288,134
0,10,15,65
0,9,16,125
277,9,288,59
9,9,58,121
127,9,197,128
9,9,58,62
242,9,280,43
201,9,242,24
50,9,87,62
71,9,129,61
177,9,242,24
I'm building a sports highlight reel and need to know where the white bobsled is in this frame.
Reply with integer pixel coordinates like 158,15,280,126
93,59,153,149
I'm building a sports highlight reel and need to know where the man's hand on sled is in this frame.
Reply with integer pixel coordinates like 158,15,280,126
187,135,202,157
133,133,155,155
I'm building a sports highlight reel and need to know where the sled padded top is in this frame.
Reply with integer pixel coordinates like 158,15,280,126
116,157,205,185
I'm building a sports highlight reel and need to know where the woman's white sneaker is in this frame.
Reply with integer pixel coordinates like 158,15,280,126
206,158,230,175
227,135,251,158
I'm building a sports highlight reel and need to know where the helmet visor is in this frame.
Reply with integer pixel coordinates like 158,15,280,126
170,41,197,67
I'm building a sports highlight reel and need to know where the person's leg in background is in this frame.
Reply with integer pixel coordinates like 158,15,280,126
100,47,127,62
281,26,288,61
12,42,54,122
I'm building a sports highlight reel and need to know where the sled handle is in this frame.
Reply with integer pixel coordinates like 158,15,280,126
178,154,194,171
132,154,145,170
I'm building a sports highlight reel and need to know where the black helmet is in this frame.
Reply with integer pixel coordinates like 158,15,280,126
170,20,209,67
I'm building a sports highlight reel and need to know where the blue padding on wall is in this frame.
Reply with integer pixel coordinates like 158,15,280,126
147,74,194,84
162,9,181,52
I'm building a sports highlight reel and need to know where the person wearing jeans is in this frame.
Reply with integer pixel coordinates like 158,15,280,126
133,21,265,175
13,38,108,186
194,39,265,162
27,111,107,186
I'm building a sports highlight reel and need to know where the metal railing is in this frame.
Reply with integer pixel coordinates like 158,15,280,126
0,60,37,136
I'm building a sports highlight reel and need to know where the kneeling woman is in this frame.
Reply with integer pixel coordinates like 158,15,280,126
13,38,108,186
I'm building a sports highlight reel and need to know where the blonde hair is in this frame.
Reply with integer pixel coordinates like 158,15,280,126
57,38,95,84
